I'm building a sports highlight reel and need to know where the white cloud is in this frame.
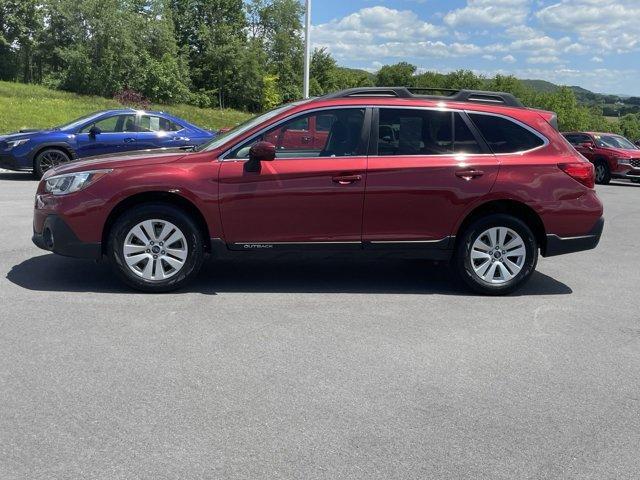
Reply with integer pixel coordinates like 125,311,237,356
537,0,640,53
444,0,531,28
526,55,562,64
503,54,516,63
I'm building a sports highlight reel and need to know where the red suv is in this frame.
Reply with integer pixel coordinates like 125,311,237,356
32,87,604,295
562,131,640,184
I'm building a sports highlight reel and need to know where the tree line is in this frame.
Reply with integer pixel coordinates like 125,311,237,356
2,0,640,138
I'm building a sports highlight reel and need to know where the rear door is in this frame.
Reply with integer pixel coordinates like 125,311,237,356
136,114,187,150
566,133,596,161
363,108,500,244
218,107,370,246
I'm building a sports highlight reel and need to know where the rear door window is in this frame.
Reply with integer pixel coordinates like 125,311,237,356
376,109,483,156
139,115,182,132
469,113,545,153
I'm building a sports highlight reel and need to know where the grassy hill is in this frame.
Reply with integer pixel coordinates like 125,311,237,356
0,81,252,134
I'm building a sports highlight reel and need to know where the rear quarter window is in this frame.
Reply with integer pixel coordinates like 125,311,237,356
469,113,545,154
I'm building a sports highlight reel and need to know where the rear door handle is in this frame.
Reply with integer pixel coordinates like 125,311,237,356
332,174,362,185
455,169,484,180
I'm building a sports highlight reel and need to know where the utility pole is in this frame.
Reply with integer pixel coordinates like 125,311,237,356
303,0,311,98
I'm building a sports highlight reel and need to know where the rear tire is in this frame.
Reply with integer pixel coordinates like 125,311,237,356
454,214,538,296
33,148,71,179
594,159,611,185
108,203,205,292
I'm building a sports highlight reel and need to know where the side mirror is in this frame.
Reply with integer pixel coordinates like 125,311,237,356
245,141,276,172
89,125,101,137
579,141,594,150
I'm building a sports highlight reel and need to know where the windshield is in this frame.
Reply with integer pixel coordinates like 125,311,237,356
55,111,105,131
594,134,637,150
196,101,306,152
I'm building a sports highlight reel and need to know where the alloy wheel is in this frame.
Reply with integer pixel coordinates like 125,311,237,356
469,227,526,284
123,219,188,281
595,164,606,183
39,150,69,172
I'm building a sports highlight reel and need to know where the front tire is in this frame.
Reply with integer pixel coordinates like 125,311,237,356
33,148,71,179
108,204,205,292
454,214,538,295
594,159,611,185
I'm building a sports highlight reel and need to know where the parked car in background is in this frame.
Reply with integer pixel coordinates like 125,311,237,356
32,87,603,295
563,131,640,184
0,109,215,178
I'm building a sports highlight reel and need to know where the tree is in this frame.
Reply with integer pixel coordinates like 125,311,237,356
310,47,337,95
255,0,304,101
375,62,416,87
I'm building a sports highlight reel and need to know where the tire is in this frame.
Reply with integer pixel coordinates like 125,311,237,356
33,148,71,179
594,159,611,185
454,214,538,296
107,203,205,292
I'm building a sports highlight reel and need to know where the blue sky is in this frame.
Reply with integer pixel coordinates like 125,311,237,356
310,0,640,95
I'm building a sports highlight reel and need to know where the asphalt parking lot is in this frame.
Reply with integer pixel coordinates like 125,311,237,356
0,170,638,480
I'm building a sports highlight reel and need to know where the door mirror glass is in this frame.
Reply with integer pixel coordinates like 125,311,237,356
89,125,101,136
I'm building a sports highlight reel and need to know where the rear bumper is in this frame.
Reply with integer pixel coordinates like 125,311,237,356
543,217,604,257
32,214,102,259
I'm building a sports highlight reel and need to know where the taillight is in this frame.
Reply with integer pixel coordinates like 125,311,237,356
558,162,595,189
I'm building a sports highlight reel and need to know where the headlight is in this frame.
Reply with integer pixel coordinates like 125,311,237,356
616,157,631,165
5,138,30,149
44,169,112,195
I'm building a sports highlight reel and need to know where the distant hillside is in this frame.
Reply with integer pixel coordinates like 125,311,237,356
521,79,622,106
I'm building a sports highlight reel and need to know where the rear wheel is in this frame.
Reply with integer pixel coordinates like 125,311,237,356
594,159,611,185
33,148,71,179
455,214,538,295
108,204,205,292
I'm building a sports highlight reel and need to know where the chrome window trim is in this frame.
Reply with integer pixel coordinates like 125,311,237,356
219,105,370,161
219,104,550,160
464,110,549,155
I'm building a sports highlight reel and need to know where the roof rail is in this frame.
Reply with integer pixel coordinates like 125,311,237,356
320,87,524,108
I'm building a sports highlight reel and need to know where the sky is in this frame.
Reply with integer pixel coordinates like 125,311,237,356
309,0,640,95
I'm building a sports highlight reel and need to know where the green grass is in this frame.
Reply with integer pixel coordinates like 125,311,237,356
0,81,252,134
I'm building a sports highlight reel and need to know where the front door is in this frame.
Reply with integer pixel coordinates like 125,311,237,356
219,108,369,246
363,108,500,243
75,114,137,158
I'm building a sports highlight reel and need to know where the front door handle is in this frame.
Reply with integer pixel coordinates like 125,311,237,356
123,137,136,143
455,169,484,180
332,174,362,185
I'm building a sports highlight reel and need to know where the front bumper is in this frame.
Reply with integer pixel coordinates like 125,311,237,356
32,214,102,259
543,217,604,257
0,152,30,171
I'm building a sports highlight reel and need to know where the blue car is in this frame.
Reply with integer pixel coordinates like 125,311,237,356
0,109,215,178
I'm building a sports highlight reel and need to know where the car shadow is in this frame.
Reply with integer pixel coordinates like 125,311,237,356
0,171,35,181
6,254,572,296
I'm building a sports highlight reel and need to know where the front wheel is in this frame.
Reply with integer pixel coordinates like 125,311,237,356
454,214,538,295
108,204,205,292
33,148,71,179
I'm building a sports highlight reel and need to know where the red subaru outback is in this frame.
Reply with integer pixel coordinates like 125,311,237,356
32,88,604,295
562,131,640,184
